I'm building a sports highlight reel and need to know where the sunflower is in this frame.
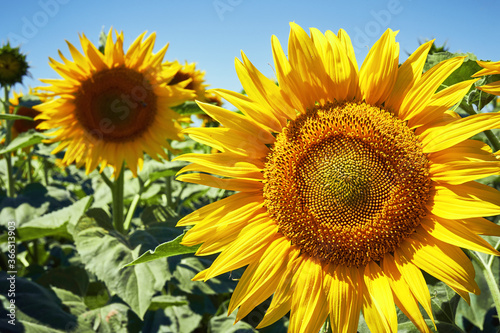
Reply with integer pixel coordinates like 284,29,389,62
167,60,208,102
474,60,500,95
0,43,29,86
175,23,500,332
8,89,43,138
34,29,195,177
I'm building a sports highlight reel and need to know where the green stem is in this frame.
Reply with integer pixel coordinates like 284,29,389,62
462,103,500,152
469,251,500,318
123,193,141,232
111,167,125,234
2,85,15,197
27,153,33,183
42,157,49,186
488,240,500,268
165,150,173,208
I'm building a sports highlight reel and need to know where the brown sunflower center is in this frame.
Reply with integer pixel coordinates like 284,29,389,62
263,102,431,267
74,67,157,142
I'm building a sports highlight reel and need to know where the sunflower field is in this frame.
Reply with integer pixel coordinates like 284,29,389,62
1,21,500,333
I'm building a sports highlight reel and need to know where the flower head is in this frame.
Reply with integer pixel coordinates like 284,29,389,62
35,29,195,176
175,24,500,333
167,61,208,102
0,42,29,86
8,89,44,137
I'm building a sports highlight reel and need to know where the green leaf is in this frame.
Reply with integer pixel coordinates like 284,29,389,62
78,303,138,333
36,266,90,297
456,247,500,331
83,281,109,310
0,196,93,243
0,130,46,154
0,113,34,121
149,295,188,311
427,276,464,332
51,286,89,317
123,232,200,267
0,272,79,332
145,299,203,333
172,101,206,115
74,216,170,319
209,300,258,333
172,257,237,295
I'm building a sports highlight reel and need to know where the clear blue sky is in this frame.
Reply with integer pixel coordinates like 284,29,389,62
2,0,499,97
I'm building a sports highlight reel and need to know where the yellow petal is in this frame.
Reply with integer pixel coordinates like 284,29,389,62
257,251,300,329
422,112,500,153
382,253,432,333
393,251,434,324
385,40,433,113
195,100,275,143
289,256,329,333
325,264,363,333
213,88,284,132
177,191,263,226
184,127,269,158
176,173,263,192
362,260,398,333
271,34,309,113
430,160,500,185
421,215,500,255
477,81,500,95
359,29,399,105
400,229,479,294
460,217,500,236
324,30,358,101
399,57,464,122
203,220,278,280
430,181,500,219
408,79,478,129
238,52,296,121
288,23,330,107
230,237,298,322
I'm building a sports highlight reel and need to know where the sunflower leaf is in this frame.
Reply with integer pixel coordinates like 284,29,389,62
0,130,46,154
0,271,80,332
122,231,200,267
0,113,34,121
172,101,206,115
74,215,170,319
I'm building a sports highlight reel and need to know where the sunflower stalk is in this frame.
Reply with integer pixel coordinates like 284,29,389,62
101,167,126,234
112,168,125,234
1,85,15,197
467,250,500,319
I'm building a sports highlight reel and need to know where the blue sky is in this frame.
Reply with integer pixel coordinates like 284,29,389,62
2,0,499,97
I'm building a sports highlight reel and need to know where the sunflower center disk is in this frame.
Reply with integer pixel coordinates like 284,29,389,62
263,102,432,267
74,67,157,142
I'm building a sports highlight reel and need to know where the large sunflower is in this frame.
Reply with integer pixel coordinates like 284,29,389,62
34,29,195,176
175,24,500,332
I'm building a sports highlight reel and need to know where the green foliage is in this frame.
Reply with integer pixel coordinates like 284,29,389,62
0,113,34,121
0,130,46,154
124,232,200,267
74,214,170,319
